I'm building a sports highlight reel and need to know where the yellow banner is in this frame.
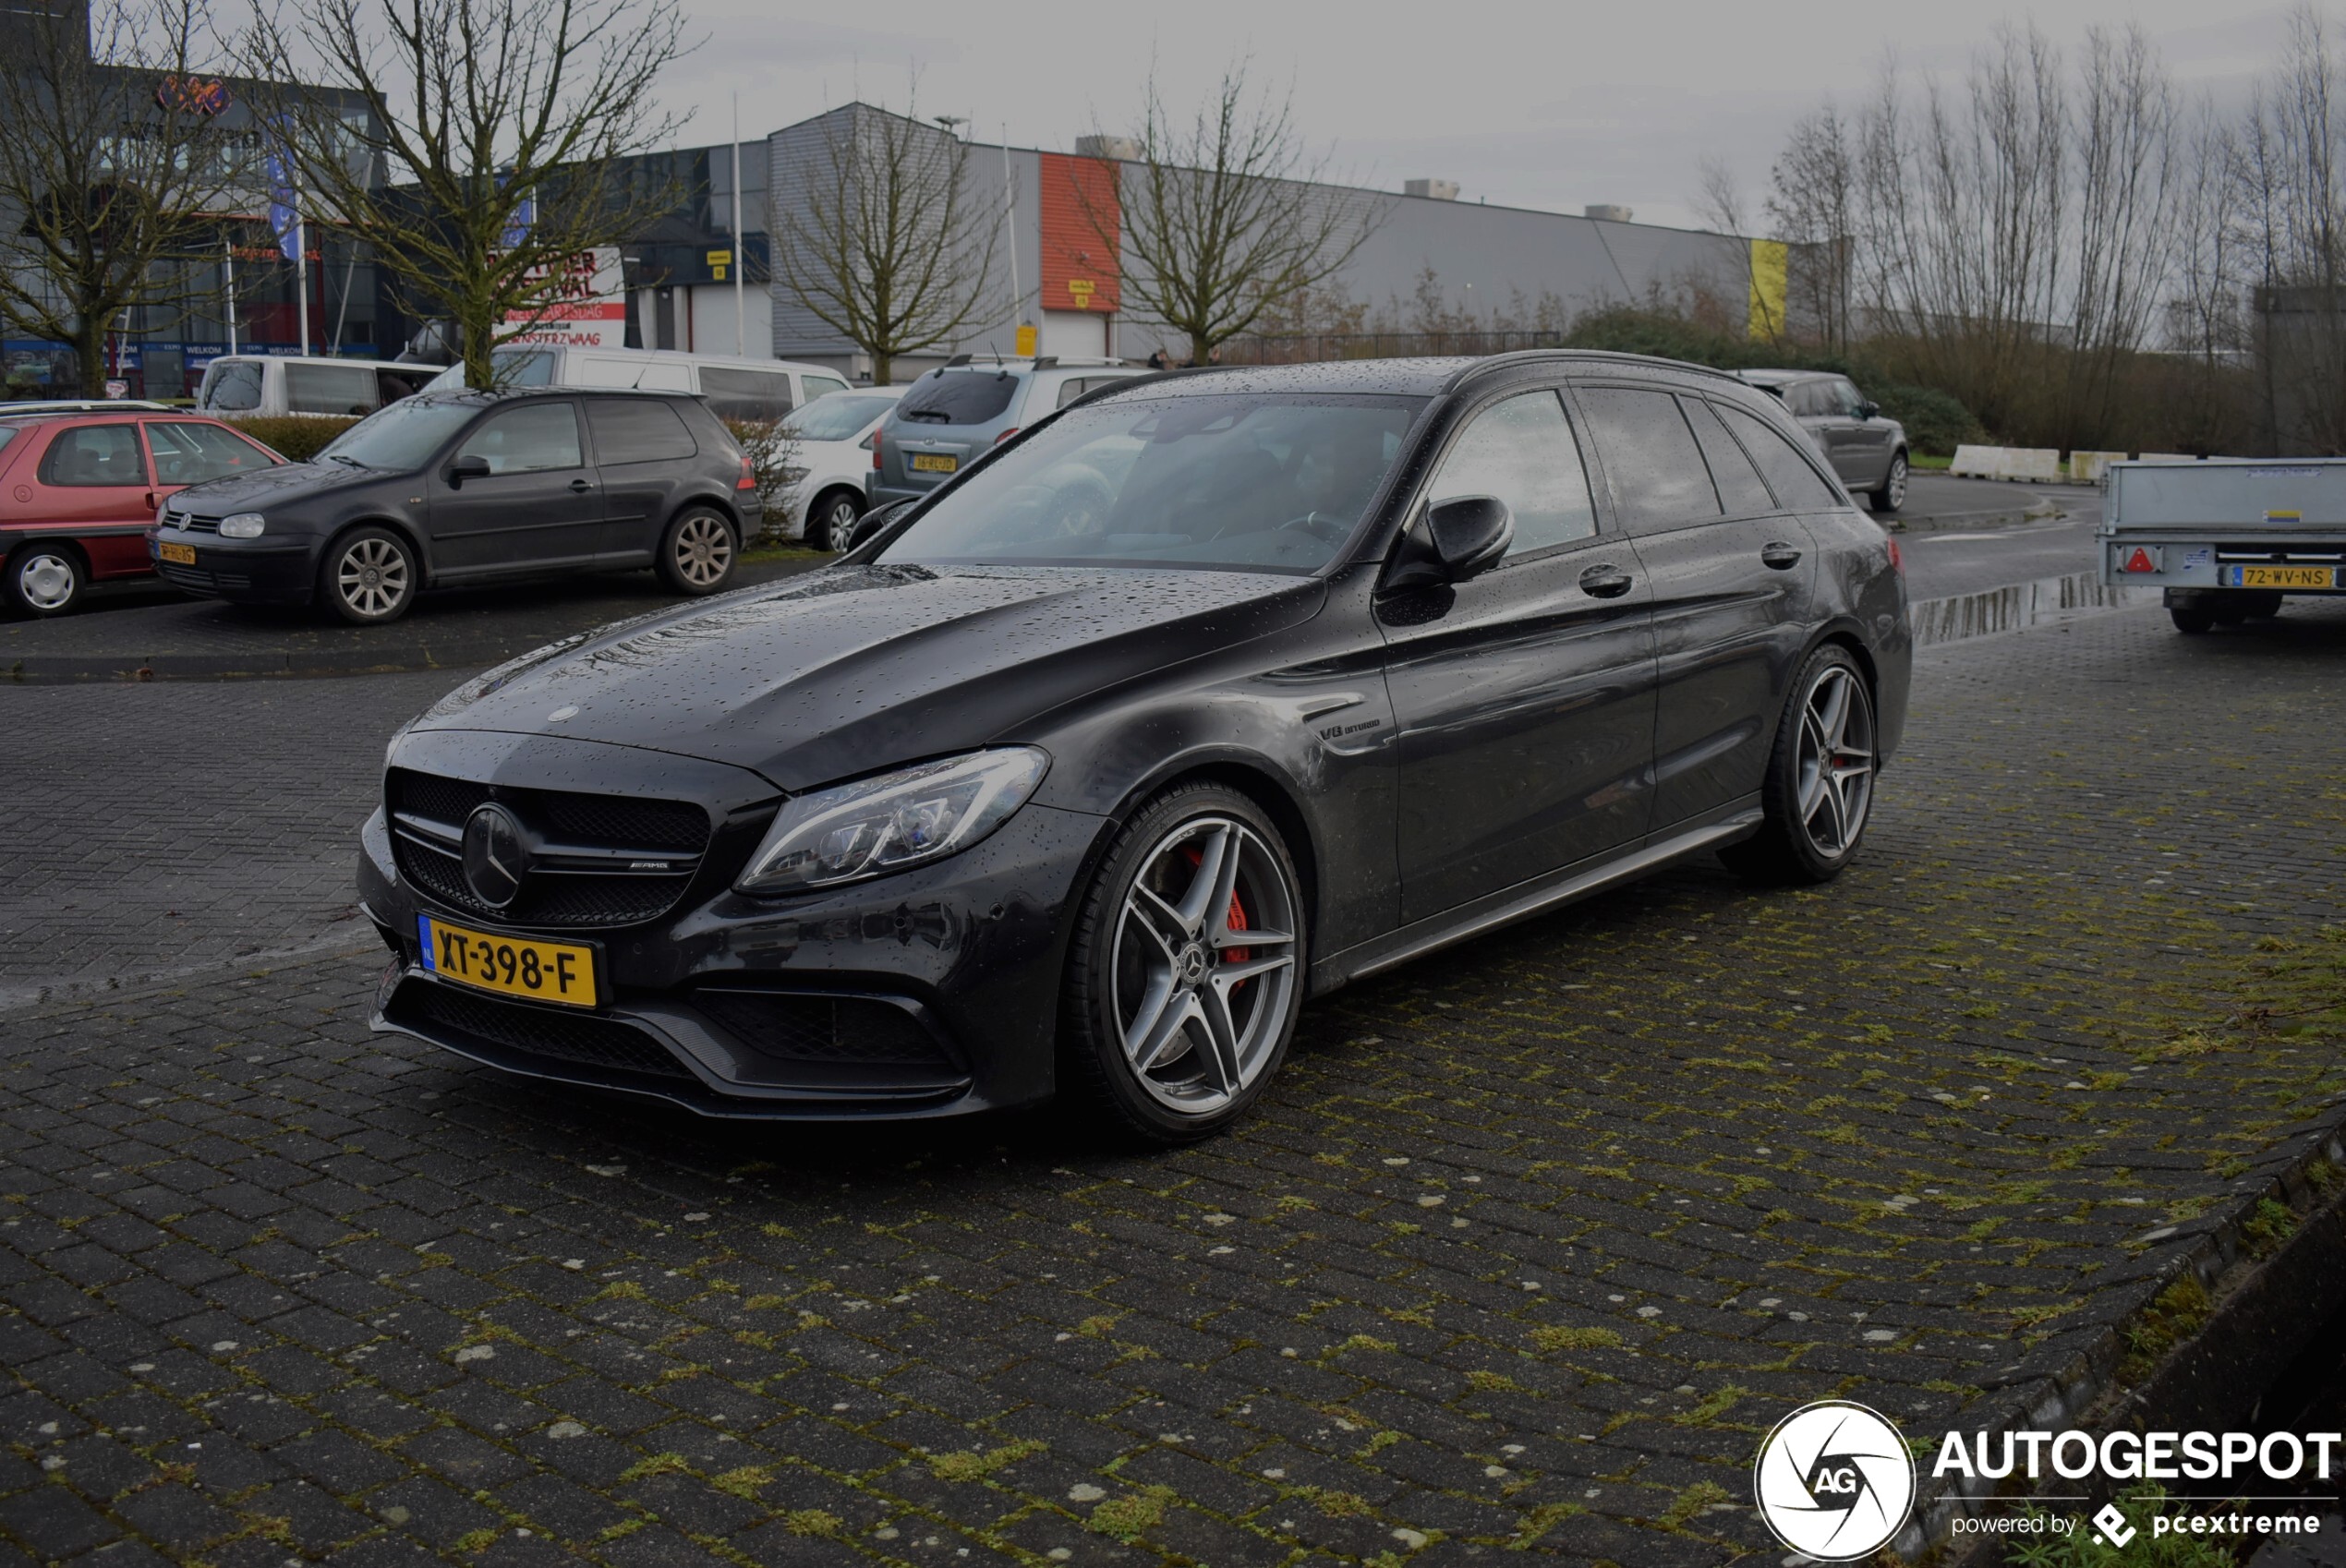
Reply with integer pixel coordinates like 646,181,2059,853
1748,239,1787,341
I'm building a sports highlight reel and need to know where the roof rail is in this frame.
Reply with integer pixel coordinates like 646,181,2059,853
1443,347,1744,392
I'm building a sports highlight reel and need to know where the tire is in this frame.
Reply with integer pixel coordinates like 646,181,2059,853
1720,644,1879,886
1868,451,1909,513
658,508,738,595
318,526,418,624
5,544,86,617
809,489,862,550
2236,591,2284,620
2171,605,2215,634
1059,783,1307,1145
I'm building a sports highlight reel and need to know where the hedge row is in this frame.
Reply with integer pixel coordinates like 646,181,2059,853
223,416,360,463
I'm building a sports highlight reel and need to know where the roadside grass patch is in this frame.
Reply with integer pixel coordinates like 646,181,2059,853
2119,1273,2212,1382
2008,1485,2233,1568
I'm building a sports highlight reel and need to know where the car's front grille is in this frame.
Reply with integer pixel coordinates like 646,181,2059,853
398,984,694,1080
387,767,712,929
694,990,954,1069
163,507,222,533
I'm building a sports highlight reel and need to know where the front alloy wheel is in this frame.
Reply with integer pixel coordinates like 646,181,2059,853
1870,452,1909,513
1064,785,1305,1142
1722,644,1877,885
320,527,417,624
815,491,861,549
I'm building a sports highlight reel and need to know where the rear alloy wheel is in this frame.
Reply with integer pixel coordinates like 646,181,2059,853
1062,785,1305,1144
812,490,862,550
320,527,417,624
6,546,85,617
659,509,737,595
1869,451,1909,513
1721,644,1878,885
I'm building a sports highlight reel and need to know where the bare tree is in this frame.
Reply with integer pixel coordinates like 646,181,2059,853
1690,154,1782,341
770,100,1000,386
243,0,693,388
0,0,248,396
2234,5,2346,452
2063,23,2177,445
1093,62,1381,366
1766,103,1857,351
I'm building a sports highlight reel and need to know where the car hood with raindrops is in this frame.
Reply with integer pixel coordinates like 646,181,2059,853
413,561,1327,793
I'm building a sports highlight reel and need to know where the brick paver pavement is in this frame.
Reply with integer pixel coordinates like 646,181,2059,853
2,601,2343,1567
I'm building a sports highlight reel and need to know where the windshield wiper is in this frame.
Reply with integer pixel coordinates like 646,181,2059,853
324,453,369,467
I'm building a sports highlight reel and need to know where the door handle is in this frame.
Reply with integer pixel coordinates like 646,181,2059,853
568,479,595,492
1578,563,1633,598
1761,542,1803,570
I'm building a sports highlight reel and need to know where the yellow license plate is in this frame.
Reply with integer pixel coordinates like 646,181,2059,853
158,541,196,564
417,915,599,1008
910,452,958,474
2229,565,2334,589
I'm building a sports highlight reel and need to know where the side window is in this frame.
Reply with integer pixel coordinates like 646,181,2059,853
699,368,793,420
285,362,380,416
39,424,146,487
1682,399,1777,515
1425,389,1598,555
1832,379,1868,416
1719,404,1844,510
1788,381,1832,418
455,404,584,475
146,423,277,485
586,399,697,464
1574,387,1723,533
1055,377,1093,410
804,375,851,399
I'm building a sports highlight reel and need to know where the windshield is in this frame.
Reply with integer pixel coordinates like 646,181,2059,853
877,392,1423,573
197,359,263,412
317,398,481,469
782,394,897,443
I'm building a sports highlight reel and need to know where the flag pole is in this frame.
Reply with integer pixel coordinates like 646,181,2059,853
732,92,745,356
295,206,311,356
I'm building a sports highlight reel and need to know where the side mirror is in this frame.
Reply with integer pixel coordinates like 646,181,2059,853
1383,495,1515,593
1856,401,1880,421
444,452,490,487
841,500,913,558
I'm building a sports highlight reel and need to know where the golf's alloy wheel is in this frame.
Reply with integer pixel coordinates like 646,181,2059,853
671,513,733,588
1794,663,1875,858
1109,816,1300,1116
333,535,412,621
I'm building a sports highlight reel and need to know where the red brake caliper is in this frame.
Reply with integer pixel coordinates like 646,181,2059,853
1180,847,1251,978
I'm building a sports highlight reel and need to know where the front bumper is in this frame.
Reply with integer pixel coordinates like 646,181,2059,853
357,731,1107,1120
147,527,317,604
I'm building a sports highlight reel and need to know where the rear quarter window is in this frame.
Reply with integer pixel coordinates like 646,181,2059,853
1719,404,1845,510
898,370,1020,426
699,368,794,421
586,399,698,464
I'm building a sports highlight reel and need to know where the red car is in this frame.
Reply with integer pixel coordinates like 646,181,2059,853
0,411,284,617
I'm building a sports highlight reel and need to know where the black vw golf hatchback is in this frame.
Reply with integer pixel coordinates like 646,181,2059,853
360,352,1911,1143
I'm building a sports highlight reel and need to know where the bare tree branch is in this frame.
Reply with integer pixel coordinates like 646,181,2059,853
240,0,695,387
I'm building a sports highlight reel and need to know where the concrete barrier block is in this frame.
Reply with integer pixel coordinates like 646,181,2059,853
2069,451,2128,483
2005,448,2064,481
1949,444,2001,479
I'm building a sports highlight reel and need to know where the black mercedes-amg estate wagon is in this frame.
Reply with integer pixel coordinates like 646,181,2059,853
359,351,1911,1142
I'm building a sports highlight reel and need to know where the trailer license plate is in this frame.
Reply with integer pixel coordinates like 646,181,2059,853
417,915,599,1008
910,452,958,473
2224,565,2335,589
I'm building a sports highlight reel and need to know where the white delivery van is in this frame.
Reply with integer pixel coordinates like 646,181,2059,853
421,347,852,419
196,356,438,418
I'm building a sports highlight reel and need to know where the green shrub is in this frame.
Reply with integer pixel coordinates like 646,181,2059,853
222,416,359,464
1867,383,1984,457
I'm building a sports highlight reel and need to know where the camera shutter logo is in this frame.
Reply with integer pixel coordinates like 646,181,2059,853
1752,1400,1917,1561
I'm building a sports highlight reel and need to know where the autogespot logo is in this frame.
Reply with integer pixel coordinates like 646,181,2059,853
1754,1401,1918,1561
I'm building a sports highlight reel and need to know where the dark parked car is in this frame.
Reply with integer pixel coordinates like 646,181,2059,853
149,388,760,623
360,351,1911,1143
1735,369,1909,513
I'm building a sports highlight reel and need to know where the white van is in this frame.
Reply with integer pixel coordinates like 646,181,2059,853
421,347,852,420
196,356,438,418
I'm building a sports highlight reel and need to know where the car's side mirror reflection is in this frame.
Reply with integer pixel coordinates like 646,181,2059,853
444,453,491,488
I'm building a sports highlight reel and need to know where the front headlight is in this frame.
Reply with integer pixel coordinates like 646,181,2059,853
219,513,265,539
736,747,1049,895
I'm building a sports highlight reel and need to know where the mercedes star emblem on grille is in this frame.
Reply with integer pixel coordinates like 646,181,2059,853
461,802,527,908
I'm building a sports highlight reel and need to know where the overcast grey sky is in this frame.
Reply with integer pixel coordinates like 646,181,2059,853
660,0,2303,231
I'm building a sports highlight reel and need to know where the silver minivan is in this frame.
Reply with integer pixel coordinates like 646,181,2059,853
868,356,1142,508
422,347,850,421
196,356,436,418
